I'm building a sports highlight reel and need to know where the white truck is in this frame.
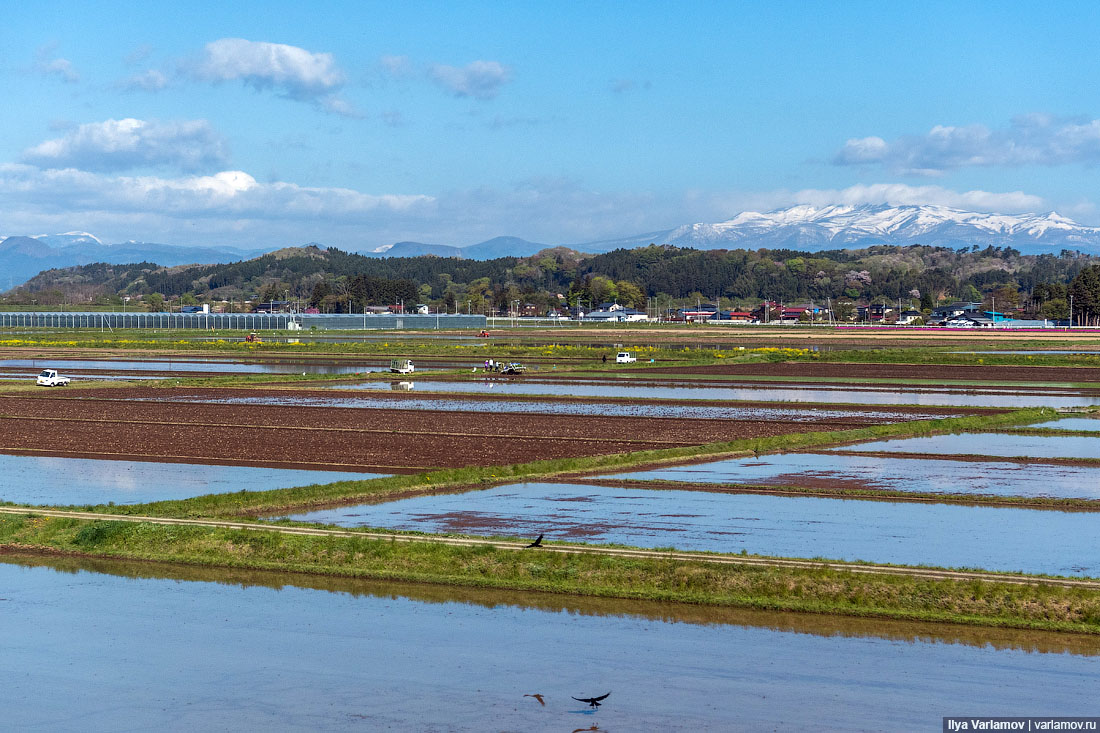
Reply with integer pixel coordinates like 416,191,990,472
615,352,637,363
36,369,70,387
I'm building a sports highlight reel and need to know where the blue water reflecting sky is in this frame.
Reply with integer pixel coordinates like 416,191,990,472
0,454,384,506
1,559,1096,731
283,482,1100,576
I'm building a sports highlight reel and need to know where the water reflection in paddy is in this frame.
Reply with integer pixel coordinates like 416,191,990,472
195,393,948,421
282,482,1100,576
1028,417,1100,432
2,555,1097,731
0,454,384,506
333,379,1100,407
612,453,1100,499
834,433,1100,459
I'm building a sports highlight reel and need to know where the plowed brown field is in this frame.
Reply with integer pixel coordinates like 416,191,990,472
0,387,964,471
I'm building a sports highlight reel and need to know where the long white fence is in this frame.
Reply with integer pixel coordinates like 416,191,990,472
0,312,487,330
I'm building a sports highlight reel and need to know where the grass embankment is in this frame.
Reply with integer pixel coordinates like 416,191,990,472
808,347,1100,368
2,513,1099,634
50,406,1052,519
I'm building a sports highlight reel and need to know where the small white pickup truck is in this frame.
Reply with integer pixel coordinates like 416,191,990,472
615,352,637,363
36,369,70,387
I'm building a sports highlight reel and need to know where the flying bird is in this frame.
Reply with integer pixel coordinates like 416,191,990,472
525,533,544,548
523,693,545,706
572,692,610,708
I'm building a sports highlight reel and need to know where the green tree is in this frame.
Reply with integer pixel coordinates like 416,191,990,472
615,280,645,309
1040,298,1069,320
144,293,165,312
1069,265,1100,325
588,276,619,306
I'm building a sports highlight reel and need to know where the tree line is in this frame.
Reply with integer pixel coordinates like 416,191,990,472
8,242,1100,318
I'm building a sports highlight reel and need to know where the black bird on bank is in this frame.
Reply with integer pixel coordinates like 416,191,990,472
572,692,611,708
525,533,544,548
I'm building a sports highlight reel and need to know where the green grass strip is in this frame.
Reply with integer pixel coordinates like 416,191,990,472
1,513,1098,634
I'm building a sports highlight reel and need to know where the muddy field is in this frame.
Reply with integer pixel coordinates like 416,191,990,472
0,387,933,471
645,362,1100,383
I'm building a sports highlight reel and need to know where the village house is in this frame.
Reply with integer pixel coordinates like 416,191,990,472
856,303,892,322
896,309,924,325
930,301,981,322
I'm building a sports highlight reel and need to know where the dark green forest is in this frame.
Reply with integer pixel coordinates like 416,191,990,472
9,243,1100,322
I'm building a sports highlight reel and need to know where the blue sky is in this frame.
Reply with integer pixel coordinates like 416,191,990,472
4,0,1100,251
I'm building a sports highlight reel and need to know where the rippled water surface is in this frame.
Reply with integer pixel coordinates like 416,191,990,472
191,393,948,421
0,454,384,505
2,556,1097,731
1028,418,1100,432
834,432,1100,459
332,378,1100,407
282,482,1100,576
612,453,1100,499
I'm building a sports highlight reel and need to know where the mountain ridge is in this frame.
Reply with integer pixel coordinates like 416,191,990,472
5,203,1100,289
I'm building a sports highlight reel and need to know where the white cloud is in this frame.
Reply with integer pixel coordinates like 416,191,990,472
429,60,511,99
35,44,78,83
0,163,669,248
0,157,1072,251
835,115,1100,174
188,38,357,115
21,118,229,173
120,69,169,92
124,44,154,67
0,164,432,223
379,54,413,78
795,183,1045,212
688,183,1047,222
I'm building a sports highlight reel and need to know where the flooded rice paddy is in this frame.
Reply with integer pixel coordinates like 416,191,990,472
190,392,952,421
3,555,1097,731
0,454,384,506
280,482,1100,576
833,432,1100,459
334,378,1100,407
1028,417,1100,431
611,453,1100,499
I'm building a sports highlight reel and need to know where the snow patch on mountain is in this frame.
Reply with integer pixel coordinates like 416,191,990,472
663,204,1100,252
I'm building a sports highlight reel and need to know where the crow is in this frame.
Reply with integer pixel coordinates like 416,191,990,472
572,692,610,708
525,533,544,548
523,693,545,706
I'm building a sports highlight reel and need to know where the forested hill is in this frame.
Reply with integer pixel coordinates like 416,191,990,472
8,243,1099,315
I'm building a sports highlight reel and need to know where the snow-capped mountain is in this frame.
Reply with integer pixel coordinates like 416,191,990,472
659,204,1100,252
30,231,104,248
